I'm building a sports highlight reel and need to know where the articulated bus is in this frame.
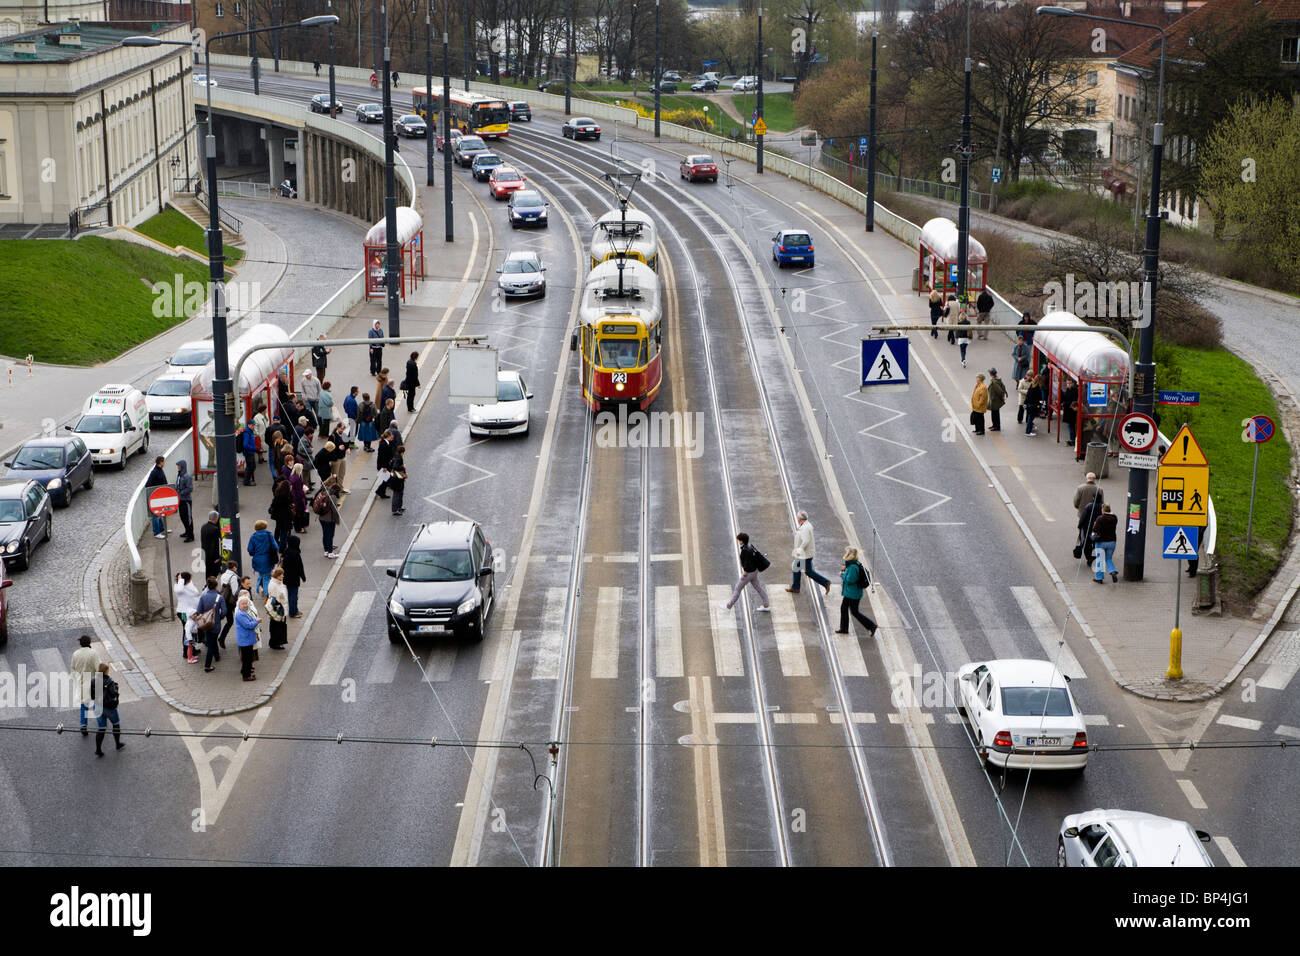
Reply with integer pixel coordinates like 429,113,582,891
411,87,511,139
589,208,658,272
575,258,663,411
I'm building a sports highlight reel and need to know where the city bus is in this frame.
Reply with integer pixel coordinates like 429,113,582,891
574,258,663,411
411,87,511,139
589,207,658,272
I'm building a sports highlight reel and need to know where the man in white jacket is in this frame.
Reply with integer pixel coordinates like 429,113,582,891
70,635,101,736
788,511,831,595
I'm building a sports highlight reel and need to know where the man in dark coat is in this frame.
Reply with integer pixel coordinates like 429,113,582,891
144,456,168,537
401,351,420,412
313,442,336,483
200,510,223,579
375,432,394,499
367,320,385,375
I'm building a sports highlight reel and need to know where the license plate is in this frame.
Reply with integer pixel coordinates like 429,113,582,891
1028,736,1061,747
416,624,445,634
790,256,804,261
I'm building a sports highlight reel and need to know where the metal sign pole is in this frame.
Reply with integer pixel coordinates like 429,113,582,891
162,517,175,620
1167,565,1183,679
1245,441,1260,560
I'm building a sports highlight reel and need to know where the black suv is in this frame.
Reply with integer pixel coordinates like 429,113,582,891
0,480,52,571
386,521,498,643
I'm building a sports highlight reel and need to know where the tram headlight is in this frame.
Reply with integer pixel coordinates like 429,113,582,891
615,382,625,392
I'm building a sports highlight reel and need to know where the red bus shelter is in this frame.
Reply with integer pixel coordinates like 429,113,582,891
1030,311,1131,460
364,207,425,301
918,217,988,297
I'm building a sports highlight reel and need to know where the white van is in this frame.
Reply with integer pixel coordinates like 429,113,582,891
168,339,215,372
66,385,151,468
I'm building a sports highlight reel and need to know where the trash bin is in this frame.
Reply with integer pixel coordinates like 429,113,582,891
1083,441,1109,479
1196,563,1218,610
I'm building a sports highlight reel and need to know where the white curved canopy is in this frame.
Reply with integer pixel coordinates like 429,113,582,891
193,324,294,399
365,206,423,246
920,217,987,263
1033,311,1130,382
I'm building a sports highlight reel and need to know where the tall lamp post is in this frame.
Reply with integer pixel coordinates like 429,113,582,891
564,0,573,115
866,28,877,230
443,0,454,241
1037,5,1167,582
426,0,435,187
125,13,338,575
755,5,764,172
381,2,402,340
653,0,661,138
956,0,973,303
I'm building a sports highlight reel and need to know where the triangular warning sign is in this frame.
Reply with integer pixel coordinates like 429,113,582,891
866,341,901,382
1160,424,1208,466
1167,528,1196,555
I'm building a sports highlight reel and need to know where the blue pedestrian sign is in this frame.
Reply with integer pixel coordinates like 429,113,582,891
948,263,959,285
991,166,1003,184
1162,525,1199,560
861,336,909,392
859,136,869,152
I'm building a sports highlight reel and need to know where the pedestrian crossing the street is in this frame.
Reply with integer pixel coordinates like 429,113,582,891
0,641,142,723
296,581,1091,690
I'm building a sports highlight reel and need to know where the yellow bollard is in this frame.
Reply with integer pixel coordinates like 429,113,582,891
1166,627,1184,680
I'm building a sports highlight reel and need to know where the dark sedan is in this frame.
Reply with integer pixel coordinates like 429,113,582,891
3,437,93,507
0,480,53,571
562,117,601,140
690,79,719,91
355,103,383,122
538,79,562,93
509,100,532,121
395,113,428,137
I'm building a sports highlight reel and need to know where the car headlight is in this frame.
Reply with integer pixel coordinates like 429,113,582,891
388,598,404,617
4,542,16,554
174,406,188,413
511,209,521,218
47,478,63,490
457,593,480,616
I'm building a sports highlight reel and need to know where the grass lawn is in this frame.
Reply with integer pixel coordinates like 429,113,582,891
756,92,796,132
0,236,212,366
136,206,243,264
1156,344,1295,603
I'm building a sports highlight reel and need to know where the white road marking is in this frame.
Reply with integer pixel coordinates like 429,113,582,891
707,585,744,677
828,712,877,724
913,586,971,674
654,586,683,678
1216,714,1263,731
601,553,638,563
768,589,811,677
171,707,273,827
1177,778,1208,810
529,587,568,681
1213,836,1247,867
1258,631,1300,690
651,553,683,562
830,621,870,677
0,654,27,721
889,712,936,725
365,643,404,684
591,586,623,679
1083,715,1110,726
1275,724,1300,739
773,712,818,724
1011,586,1087,678
309,592,374,685
962,586,1023,660
423,646,458,683
713,712,759,724
372,558,403,567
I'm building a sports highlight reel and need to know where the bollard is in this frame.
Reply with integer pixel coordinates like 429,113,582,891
1166,626,1184,680
1083,441,1110,479
129,570,151,624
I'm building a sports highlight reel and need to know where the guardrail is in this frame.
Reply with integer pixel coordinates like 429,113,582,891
193,180,244,234
124,429,196,575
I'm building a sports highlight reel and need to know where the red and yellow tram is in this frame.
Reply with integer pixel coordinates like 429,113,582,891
575,258,662,411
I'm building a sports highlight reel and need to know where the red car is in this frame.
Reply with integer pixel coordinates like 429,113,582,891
680,153,718,183
436,127,462,153
0,558,11,644
489,166,527,199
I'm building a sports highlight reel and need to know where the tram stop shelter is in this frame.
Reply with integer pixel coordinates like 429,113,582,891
918,217,987,298
1030,311,1131,460
364,207,425,301
190,324,295,476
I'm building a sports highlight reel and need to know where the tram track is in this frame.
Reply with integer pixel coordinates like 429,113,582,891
506,128,891,865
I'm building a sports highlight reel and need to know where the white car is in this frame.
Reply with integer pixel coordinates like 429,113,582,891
168,339,215,372
732,76,758,91
496,251,546,298
145,372,198,427
1059,810,1214,867
467,371,532,438
956,659,1088,771
194,74,218,88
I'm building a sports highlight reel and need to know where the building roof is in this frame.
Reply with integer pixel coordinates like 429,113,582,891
1048,1,1188,62
0,21,177,64
1114,0,1300,72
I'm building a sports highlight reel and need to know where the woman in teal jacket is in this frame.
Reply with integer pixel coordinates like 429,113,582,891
835,547,877,638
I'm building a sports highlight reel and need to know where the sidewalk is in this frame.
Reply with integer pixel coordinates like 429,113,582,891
98,177,489,715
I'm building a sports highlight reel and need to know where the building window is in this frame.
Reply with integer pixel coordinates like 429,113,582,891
1066,69,1078,85
1086,99,1097,116
1087,70,1099,85
1038,97,1050,116
234,1,241,13
1282,36,1299,64
215,2,224,16
1066,99,1078,116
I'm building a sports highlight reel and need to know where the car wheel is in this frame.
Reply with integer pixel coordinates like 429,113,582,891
470,604,485,643
43,517,51,543
84,471,94,492
14,552,28,572
711,177,718,183
388,625,402,644
116,452,127,471
59,486,71,508
593,134,600,141
1057,837,1068,867
141,431,150,454
521,423,530,438
976,732,988,768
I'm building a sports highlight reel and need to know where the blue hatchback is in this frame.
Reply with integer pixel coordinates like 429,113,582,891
772,229,814,268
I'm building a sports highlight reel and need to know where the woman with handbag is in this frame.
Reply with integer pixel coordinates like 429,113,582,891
281,535,307,618
289,463,310,533
265,568,290,648
234,594,261,681
1090,504,1120,583
357,392,380,452
269,480,294,551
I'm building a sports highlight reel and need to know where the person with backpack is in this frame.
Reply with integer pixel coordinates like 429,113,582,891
835,547,877,637
217,561,239,649
247,519,280,596
401,351,420,412
281,535,307,617
316,475,342,558
357,392,379,451
342,386,360,445
723,532,772,612
975,288,994,340
91,662,124,757
241,423,259,486
194,575,225,672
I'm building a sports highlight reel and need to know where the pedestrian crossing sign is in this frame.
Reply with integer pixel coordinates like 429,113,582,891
1162,525,1199,560
861,336,909,392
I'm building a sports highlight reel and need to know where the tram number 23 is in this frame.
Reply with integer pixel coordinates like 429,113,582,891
611,372,628,384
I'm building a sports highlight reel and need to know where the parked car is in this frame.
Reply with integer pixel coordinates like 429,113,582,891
690,79,719,92
452,134,488,166
0,480,53,572
663,70,682,82
309,92,344,114
385,520,499,643
0,557,11,644
436,126,463,152
471,152,504,181
395,113,427,137
732,76,758,91
1059,810,1214,867
957,659,1089,772
720,75,740,84
193,74,217,88
276,179,297,198
467,371,533,438
496,251,546,298
655,80,677,93
561,117,601,140
355,103,384,123
488,166,527,200
680,154,719,183
538,78,563,93
509,100,532,121
2,437,94,508
507,189,548,228
771,228,815,268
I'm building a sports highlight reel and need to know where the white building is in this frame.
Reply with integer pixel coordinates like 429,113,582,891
0,1,108,38
0,19,199,230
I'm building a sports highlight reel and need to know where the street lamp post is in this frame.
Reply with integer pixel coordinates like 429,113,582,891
956,0,973,302
654,0,661,138
1037,5,1167,582
328,18,337,120
756,5,764,172
426,0,435,187
564,0,573,115
866,28,877,230
126,14,338,574
381,4,402,340
443,6,454,241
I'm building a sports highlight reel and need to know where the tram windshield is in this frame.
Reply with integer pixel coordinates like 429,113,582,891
597,337,644,369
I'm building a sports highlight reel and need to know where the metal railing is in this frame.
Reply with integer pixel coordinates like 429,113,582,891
193,181,244,234
215,180,278,201
124,429,196,576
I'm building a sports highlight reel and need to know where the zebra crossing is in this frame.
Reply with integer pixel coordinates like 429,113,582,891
297,581,1088,690
0,640,144,723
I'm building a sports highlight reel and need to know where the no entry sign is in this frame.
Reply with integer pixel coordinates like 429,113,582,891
148,486,180,517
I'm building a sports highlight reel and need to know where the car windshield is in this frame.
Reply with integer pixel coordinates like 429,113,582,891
361,104,380,112
513,192,543,208
476,154,501,166
497,379,525,401
401,548,473,581
0,500,24,522
12,446,64,468
574,118,595,125
400,114,423,124
598,338,643,369
74,415,123,434
692,155,713,165
460,137,485,150
170,347,212,366
503,259,538,274
1000,686,1073,717
149,380,192,397
496,170,521,182
782,233,811,246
